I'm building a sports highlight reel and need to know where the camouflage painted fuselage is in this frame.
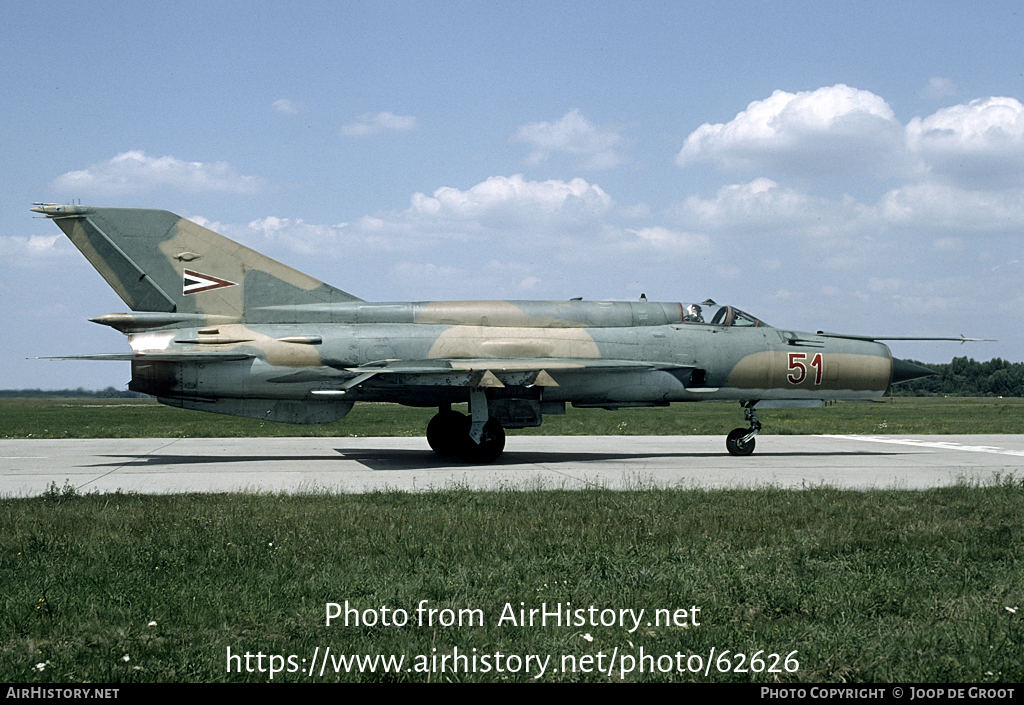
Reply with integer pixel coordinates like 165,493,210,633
116,299,894,424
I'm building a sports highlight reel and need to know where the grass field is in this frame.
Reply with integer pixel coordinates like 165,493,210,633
2,395,1023,439
1,480,1021,683
2,397,1021,683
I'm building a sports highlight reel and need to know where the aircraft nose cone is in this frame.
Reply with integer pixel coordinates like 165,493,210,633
890,358,937,385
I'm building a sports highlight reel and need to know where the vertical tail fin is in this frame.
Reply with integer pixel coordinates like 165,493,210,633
32,204,361,319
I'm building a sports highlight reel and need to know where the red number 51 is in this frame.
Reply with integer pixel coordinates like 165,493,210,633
787,352,823,385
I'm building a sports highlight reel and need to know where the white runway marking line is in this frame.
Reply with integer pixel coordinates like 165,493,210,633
819,435,1024,457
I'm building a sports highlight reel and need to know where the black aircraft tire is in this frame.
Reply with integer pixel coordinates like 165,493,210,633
427,410,467,456
726,428,755,456
459,418,506,464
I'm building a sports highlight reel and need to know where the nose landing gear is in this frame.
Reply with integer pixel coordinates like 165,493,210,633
726,403,761,456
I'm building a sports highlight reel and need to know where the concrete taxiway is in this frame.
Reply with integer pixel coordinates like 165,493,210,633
2,435,1022,496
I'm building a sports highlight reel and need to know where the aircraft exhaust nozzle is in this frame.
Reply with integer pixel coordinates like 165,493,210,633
890,358,937,385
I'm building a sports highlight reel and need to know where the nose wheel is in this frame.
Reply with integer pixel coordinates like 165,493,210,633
726,404,760,456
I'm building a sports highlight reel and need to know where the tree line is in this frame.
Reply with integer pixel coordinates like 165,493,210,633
0,387,146,399
888,357,1024,397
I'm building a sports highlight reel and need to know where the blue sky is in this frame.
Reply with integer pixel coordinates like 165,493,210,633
3,1,1023,389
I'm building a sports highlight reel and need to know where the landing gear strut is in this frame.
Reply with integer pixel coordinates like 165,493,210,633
726,403,761,456
461,417,505,463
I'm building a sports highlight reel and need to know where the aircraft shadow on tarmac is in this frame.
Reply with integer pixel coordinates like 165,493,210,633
89,447,900,473
336,448,900,471
90,454,347,468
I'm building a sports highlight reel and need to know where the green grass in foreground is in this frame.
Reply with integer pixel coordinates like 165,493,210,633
2,396,1023,439
2,479,1022,682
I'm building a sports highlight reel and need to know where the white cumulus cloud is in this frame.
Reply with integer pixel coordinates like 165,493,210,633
906,96,1024,188
878,181,1024,231
201,175,614,264
672,177,871,237
50,151,264,196
677,84,902,177
0,234,72,263
340,111,418,137
198,175,622,298
625,227,710,252
515,109,625,169
410,174,613,223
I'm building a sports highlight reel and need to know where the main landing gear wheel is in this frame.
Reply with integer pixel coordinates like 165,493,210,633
726,428,755,456
426,410,506,463
427,409,467,457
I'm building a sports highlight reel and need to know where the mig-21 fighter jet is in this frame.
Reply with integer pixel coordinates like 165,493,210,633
33,203,957,462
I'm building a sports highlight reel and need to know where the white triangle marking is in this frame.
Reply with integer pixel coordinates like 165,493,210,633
183,269,238,295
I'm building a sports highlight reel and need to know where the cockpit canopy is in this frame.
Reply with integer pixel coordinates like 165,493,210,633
681,302,767,328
